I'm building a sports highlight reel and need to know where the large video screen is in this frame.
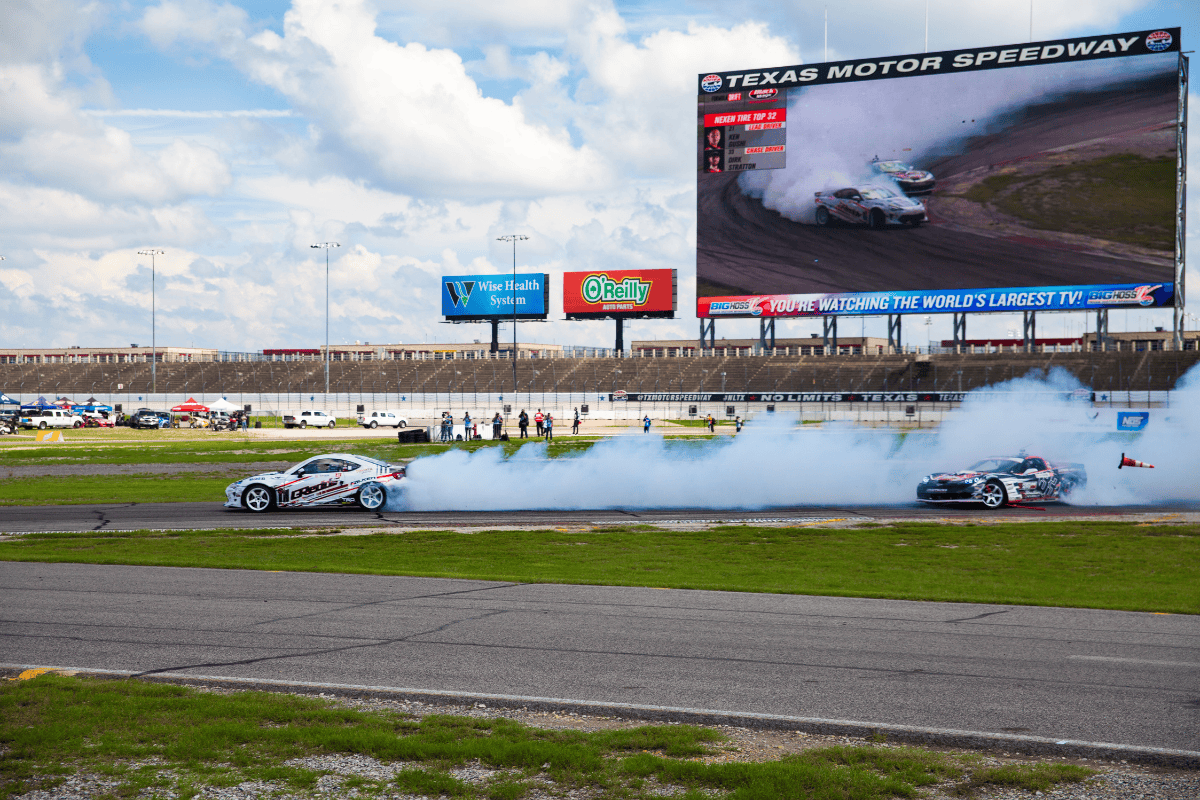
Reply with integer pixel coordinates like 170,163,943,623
697,28,1182,318
441,273,549,320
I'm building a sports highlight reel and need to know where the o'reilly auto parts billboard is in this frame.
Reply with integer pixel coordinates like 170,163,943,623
696,28,1183,317
563,269,677,319
441,273,549,320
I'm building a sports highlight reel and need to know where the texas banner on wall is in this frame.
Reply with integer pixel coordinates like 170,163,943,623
564,269,677,319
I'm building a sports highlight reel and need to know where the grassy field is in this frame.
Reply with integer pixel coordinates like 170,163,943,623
0,673,1094,800
3,522,1196,613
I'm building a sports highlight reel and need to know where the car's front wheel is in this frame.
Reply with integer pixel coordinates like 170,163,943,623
815,206,831,226
980,480,1007,510
242,484,275,513
869,209,886,229
328,421,335,429
396,420,406,428
357,482,386,510
73,420,82,428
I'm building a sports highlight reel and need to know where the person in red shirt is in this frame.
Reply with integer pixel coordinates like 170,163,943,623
534,409,544,436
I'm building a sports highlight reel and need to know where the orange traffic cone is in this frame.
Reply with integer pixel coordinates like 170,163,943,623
1118,453,1155,469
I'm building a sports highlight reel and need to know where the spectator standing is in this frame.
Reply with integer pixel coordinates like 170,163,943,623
518,409,529,438
708,414,716,433
463,411,472,440
572,407,580,435
492,412,503,439
534,409,544,436
241,413,249,433
544,413,553,441
643,415,651,434
735,415,743,433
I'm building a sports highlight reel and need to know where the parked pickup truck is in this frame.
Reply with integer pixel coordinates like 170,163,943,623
283,410,336,429
20,408,84,429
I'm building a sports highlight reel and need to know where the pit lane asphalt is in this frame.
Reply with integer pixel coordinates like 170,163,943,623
2,561,1197,757
2,500,1200,533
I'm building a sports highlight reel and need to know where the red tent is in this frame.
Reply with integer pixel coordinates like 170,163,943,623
171,398,209,413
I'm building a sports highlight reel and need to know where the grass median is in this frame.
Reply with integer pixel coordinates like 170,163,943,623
2,522,1196,613
0,673,1095,800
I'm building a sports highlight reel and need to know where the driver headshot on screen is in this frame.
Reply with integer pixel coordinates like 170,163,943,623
705,127,722,150
706,154,723,172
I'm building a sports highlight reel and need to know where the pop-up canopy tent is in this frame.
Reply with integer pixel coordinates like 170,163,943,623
171,397,209,413
208,398,239,412
0,392,19,407
20,396,57,410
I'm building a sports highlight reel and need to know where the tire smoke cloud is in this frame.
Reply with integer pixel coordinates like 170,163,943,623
392,364,1200,512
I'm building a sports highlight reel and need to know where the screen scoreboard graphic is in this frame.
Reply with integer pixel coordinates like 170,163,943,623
563,269,677,319
696,28,1184,318
441,273,549,321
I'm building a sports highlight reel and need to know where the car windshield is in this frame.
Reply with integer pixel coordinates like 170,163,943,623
874,161,909,172
859,187,896,200
968,458,1022,473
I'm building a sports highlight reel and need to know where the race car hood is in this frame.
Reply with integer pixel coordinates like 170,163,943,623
893,169,932,181
926,470,986,483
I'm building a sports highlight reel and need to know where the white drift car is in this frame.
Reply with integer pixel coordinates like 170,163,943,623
225,453,407,513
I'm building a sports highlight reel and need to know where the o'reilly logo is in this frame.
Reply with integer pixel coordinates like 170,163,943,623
581,273,651,306
445,280,475,308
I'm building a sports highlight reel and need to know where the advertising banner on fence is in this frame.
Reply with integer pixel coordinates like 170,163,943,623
696,27,1182,317
610,391,978,403
442,273,549,320
697,282,1175,318
563,269,677,318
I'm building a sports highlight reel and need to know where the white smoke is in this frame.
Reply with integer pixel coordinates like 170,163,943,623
741,54,1177,223
392,361,1200,511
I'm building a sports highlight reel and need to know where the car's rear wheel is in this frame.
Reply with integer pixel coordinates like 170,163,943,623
357,482,386,510
869,209,886,229
38,421,47,429
980,480,1007,510
815,206,831,226
243,484,274,513
369,421,378,429
299,420,307,429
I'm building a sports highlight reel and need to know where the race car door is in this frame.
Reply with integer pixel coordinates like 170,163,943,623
277,457,357,508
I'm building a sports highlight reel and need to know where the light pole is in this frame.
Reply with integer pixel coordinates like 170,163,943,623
137,249,165,394
311,242,340,397
497,234,528,395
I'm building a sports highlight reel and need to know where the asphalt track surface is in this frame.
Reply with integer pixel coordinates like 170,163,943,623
697,73,1178,296
3,500,1200,533
2,562,1198,756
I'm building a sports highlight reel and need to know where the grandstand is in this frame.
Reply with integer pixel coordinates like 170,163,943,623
3,348,1197,398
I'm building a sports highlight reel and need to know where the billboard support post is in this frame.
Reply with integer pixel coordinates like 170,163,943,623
823,316,838,353
700,319,715,349
495,235,529,392
615,319,624,356
489,319,499,353
952,314,967,349
887,315,902,352
1096,309,1109,351
759,318,775,351
1174,52,1189,348
1023,311,1037,352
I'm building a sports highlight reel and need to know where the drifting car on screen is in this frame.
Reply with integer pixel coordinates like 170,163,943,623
225,453,407,513
916,455,1086,509
813,186,926,228
870,157,936,195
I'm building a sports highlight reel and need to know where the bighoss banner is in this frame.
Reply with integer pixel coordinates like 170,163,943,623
563,269,676,318
441,273,549,320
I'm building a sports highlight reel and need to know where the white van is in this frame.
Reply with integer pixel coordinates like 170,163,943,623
357,410,408,429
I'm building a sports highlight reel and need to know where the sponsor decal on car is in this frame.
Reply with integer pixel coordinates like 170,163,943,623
279,479,343,504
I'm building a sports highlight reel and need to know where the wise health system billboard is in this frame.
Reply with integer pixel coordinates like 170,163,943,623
696,27,1184,318
563,269,677,319
441,273,549,320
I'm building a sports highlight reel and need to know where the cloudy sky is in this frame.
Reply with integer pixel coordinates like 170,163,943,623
0,0,1195,352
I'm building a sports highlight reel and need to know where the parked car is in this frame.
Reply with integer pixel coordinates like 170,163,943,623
19,408,84,429
283,410,336,429
224,453,407,512
130,409,173,429
357,410,408,429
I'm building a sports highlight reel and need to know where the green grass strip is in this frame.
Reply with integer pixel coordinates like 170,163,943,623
0,674,1096,800
3,523,1197,613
